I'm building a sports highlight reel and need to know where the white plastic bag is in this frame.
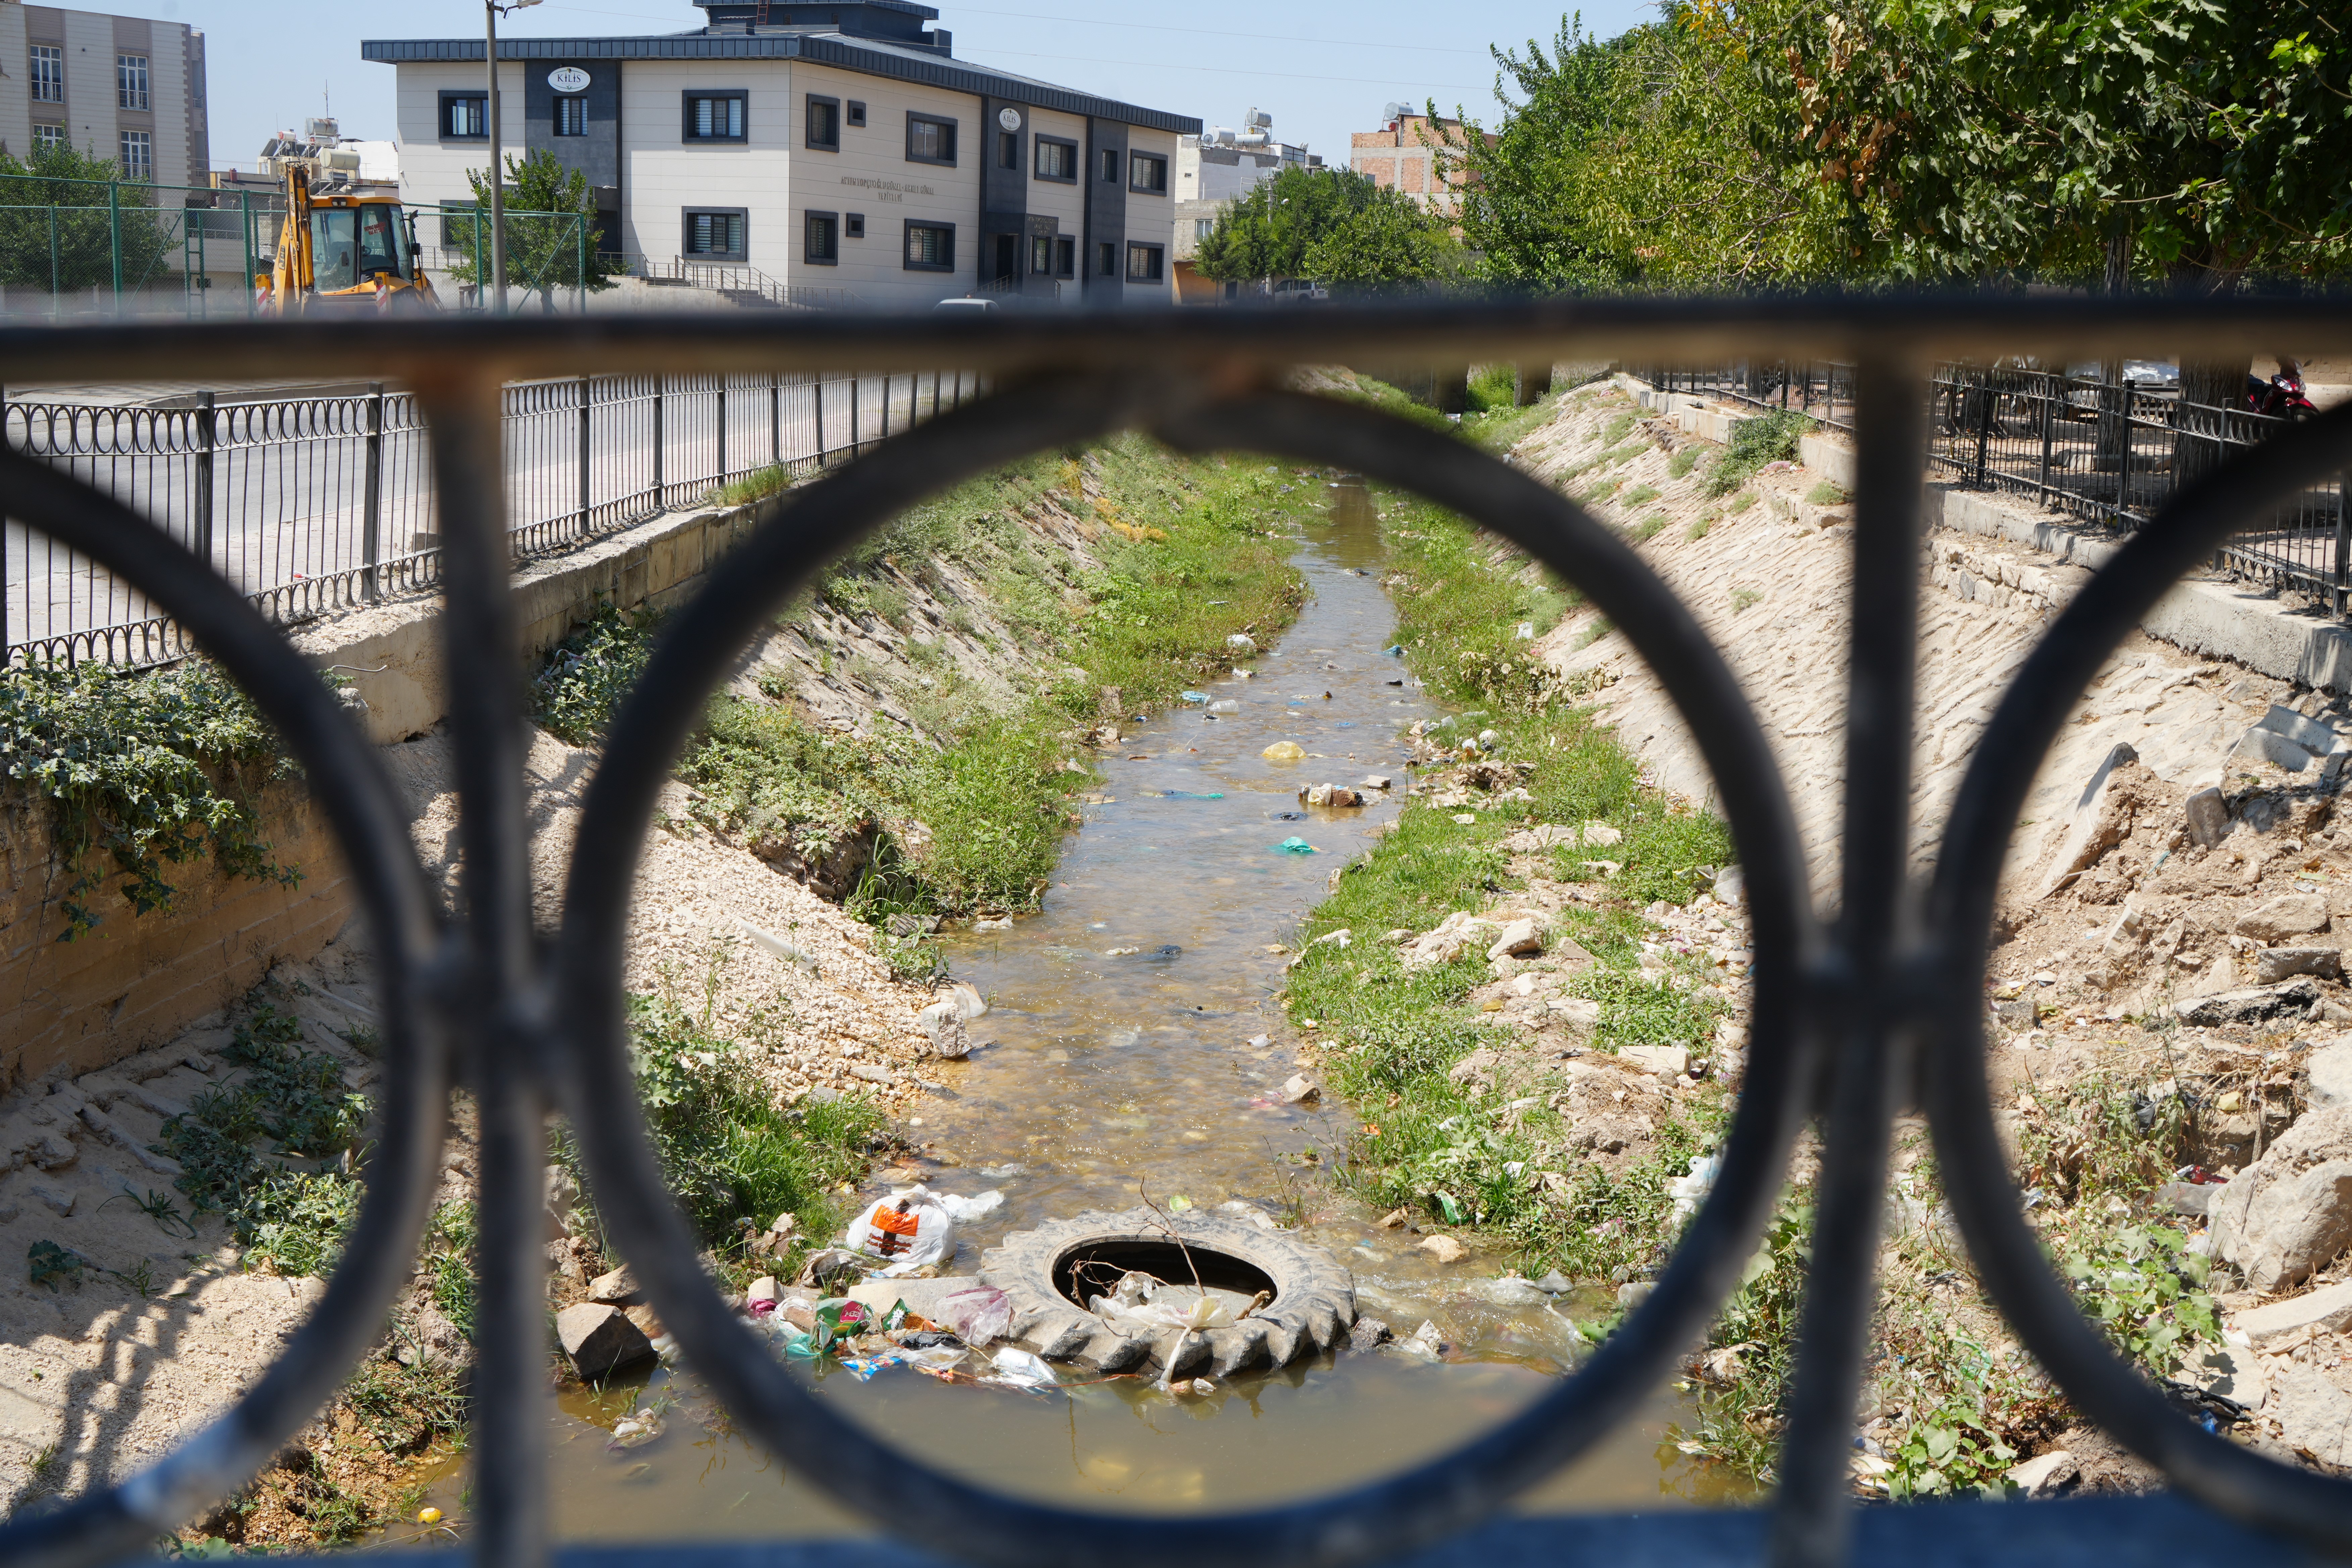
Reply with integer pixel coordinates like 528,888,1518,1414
940,1282,1014,1345
840,1187,956,1275
935,1189,1003,1223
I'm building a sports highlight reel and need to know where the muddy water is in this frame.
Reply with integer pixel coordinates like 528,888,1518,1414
398,480,1747,1548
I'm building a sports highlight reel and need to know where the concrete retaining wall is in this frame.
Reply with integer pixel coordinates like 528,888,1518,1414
1,495,765,1090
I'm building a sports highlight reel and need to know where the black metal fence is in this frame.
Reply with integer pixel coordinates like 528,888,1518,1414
1637,360,2352,612
0,368,971,665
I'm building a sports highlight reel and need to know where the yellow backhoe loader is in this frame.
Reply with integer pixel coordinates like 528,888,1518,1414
256,164,437,314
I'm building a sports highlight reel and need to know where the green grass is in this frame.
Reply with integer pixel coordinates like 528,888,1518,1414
1726,491,1757,513
1667,448,1702,479
1632,513,1669,543
1804,480,1850,507
1730,587,1763,612
1619,484,1660,507
1686,516,1714,541
1703,409,1814,498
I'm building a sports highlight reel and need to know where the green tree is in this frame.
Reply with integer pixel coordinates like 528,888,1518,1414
444,148,622,310
0,140,177,300
1194,166,1460,292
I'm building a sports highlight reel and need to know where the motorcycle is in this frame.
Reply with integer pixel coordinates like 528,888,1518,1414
2246,360,2318,421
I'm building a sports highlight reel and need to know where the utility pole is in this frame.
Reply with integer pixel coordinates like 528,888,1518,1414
484,0,540,314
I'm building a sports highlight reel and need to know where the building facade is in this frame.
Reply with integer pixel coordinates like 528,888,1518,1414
1171,110,1317,304
0,1,208,189
1349,107,1484,218
362,1,1196,309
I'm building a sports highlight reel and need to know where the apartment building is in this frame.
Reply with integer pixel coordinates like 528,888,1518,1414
0,1,209,188
362,0,1197,308
1171,109,1318,303
1350,104,1487,218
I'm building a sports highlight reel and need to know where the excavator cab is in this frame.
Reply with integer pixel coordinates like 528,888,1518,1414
258,166,438,314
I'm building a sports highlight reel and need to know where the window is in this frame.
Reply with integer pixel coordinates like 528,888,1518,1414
1097,241,1116,276
805,210,838,264
1029,235,1051,275
1055,236,1075,277
998,131,1019,169
683,208,747,260
117,54,149,111
1195,218,1214,241
30,45,62,104
846,100,866,127
904,220,954,271
32,124,64,153
1129,153,1168,195
308,205,407,291
555,95,589,136
441,93,487,139
1100,149,1119,182
1034,137,1077,182
906,114,956,166
682,91,747,142
119,130,151,182
806,94,839,151
1126,242,1164,282
845,213,865,239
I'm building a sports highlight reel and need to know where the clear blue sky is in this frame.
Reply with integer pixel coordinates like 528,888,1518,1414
98,0,1650,174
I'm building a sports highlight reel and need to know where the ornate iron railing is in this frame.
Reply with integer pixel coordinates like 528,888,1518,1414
1,297,2349,1568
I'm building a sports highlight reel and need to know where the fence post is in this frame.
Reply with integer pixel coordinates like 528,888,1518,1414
652,377,665,504
47,205,60,316
576,214,588,315
2335,475,2350,617
880,373,891,441
242,191,255,317
769,372,780,470
108,181,123,307
716,378,728,487
1972,370,1994,486
2116,380,2135,526
361,384,383,600
192,390,216,573
577,375,592,537
815,376,826,467
851,375,861,453
931,372,941,420
2038,376,2055,502
472,207,484,309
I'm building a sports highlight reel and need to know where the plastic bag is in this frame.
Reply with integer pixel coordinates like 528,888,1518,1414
841,1188,956,1274
940,1282,1014,1345
935,1189,1003,1223
983,1347,1059,1390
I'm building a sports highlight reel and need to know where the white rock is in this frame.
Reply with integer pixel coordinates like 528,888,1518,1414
2209,1106,2352,1292
2006,1450,2078,1498
1485,919,1542,961
1280,1074,1319,1105
1621,1045,1689,1076
28,1182,74,1217
2232,1278,2352,1344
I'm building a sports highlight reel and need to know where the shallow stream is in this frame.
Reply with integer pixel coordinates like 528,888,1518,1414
401,478,1747,1545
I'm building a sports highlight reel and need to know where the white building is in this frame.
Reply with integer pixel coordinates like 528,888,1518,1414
362,0,1197,309
0,1,209,189
1171,109,1317,304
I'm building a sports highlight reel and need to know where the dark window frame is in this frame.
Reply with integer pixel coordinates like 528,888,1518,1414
1128,152,1169,196
998,130,1020,170
682,206,749,262
903,219,956,272
1100,148,1119,182
439,91,489,141
1126,241,1165,282
846,100,867,127
1029,234,1052,275
1033,135,1078,183
1055,235,1075,278
905,112,958,167
1097,240,1117,276
681,89,749,144
116,52,149,112
845,213,866,240
804,209,839,265
554,95,589,137
805,93,840,151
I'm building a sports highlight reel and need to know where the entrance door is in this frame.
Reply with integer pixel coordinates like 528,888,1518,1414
993,233,1019,284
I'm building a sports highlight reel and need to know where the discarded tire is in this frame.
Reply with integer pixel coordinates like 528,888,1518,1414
978,1206,1355,1377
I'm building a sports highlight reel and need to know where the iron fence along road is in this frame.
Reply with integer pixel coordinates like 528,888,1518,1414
0,368,966,666
0,298,2350,1568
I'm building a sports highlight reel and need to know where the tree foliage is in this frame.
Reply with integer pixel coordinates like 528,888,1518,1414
1193,166,1462,290
0,140,177,296
444,149,623,308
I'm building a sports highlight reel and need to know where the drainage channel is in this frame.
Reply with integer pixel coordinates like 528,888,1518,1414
403,476,1748,1544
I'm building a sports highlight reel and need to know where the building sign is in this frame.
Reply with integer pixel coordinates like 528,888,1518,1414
997,106,1021,131
839,175,935,203
548,67,591,93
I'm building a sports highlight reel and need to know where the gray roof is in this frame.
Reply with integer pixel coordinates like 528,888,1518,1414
359,30,1200,135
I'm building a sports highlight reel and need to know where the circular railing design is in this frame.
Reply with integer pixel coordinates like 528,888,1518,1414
0,302,2345,1568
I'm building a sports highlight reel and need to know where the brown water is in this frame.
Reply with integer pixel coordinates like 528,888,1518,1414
389,479,1749,1548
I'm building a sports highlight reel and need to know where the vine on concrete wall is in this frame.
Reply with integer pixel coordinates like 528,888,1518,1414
0,659,301,940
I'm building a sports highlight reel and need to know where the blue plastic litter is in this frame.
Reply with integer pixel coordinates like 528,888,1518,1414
1275,837,1317,854
1180,691,1210,704
1158,790,1225,800
1335,722,1356,729
1383,645,1404,656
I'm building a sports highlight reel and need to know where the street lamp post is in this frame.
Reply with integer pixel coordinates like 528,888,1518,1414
484,0,540,313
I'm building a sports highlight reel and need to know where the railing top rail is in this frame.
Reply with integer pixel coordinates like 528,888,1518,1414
3,294,2349,388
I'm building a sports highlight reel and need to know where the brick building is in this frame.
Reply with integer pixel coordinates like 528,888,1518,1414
1349,106,1485,218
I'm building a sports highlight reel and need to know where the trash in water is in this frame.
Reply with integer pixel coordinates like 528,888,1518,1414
983,1346,1061,1390
1275,837,1317,854
1335,722,1356,729
842,1189,957,1274
974,916,1013,932
1227,633,1259,652
1158,789,1226,800
1143,944,1184,961
1262,741,1306,761
1180,691,1211,704
1301,783,1363,808
978,1163,1027,1179
1208,700,1240,715
1106,946,1142,957
1271,810,1306,821
936,1189,1004,1222
941,1283,1015,1345
1384,645,1404,656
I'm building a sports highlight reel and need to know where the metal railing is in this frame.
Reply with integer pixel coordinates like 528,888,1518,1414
629,256,861,311
1,368,969,665
1639,360,2352,612
2,298,2350,1568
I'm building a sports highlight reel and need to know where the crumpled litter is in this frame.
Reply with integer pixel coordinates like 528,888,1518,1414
935,1189,1004,1222
842,1188,957,1274
940,1282,1015,1345
1666,1154,1722,1224
982,1347,1059,1390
